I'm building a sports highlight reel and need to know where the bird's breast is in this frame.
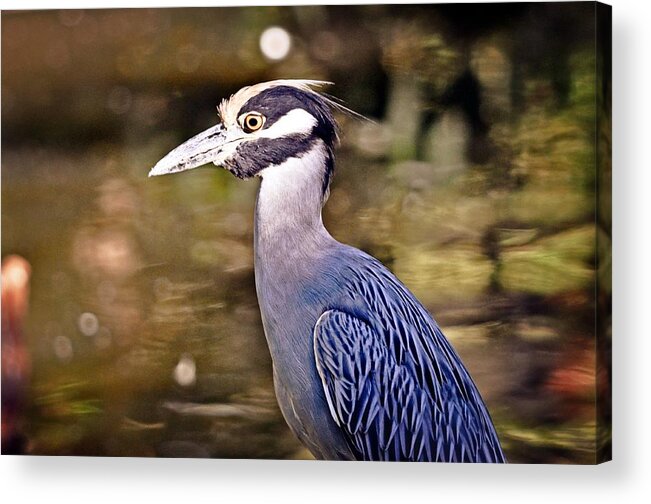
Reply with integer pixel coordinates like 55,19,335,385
253,248,356,458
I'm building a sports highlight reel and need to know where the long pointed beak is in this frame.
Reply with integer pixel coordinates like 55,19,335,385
149,123,230,177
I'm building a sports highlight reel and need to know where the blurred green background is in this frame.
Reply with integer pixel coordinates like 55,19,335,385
1,3,610,462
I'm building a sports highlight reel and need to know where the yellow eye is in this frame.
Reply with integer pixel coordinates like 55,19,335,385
239,112,265,133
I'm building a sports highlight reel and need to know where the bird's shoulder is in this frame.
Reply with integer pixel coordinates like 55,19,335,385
323,244,434,330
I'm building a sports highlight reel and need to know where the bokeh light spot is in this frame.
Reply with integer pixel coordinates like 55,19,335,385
78,312,100,336
173,354,196,387
53,335,73,362
259,26,291,61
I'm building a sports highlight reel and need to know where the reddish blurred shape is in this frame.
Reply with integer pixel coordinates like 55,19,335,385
1,254,32,454
544,342,600,423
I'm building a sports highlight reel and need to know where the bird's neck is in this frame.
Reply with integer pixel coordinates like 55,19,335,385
254,141,334,262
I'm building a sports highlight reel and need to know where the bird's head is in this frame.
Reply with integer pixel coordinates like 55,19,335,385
149,80,353,193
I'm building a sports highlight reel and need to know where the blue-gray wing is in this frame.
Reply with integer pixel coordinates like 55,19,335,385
313,309,505,462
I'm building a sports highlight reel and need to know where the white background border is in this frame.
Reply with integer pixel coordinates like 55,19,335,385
2,0,649,502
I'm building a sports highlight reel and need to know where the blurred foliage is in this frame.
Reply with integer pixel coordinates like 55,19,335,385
498,226,595,296
1,3,609,463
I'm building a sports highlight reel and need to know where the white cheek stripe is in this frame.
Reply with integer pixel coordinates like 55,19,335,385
212,108,317,167
252,108,317,139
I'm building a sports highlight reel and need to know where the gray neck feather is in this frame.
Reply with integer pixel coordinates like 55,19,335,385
253,141,340,427
254,141,334,265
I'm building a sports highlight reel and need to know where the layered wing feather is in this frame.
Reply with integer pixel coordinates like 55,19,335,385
313,258,505,462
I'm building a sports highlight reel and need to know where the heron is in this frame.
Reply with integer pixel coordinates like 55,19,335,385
149,80,505,462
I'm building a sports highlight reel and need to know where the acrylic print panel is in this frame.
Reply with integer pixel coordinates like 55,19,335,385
1,2,611,463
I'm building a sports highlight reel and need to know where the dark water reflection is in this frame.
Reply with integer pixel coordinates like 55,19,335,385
1,5,608,463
